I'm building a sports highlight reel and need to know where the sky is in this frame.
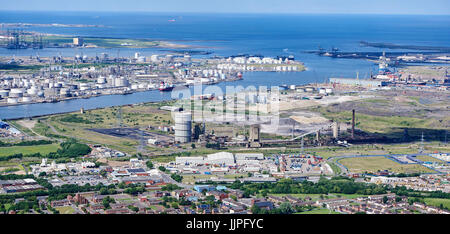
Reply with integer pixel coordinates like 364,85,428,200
0,0,449,15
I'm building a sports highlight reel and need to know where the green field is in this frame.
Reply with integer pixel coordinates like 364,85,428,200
42,35,161,48
28,104,175,155
423,198,450,210
267,193,368,201
295,208,340,214
338,156,434,174
0,144,60,157
55,206,76,214
415,155,445,163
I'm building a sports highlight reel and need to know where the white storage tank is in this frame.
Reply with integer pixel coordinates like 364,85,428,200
165,54,174,63
67,84,78,90
174,112,192,143
60,88,70,96
21,96,32,102
27,87,38,95
150,54,159,62
97,77,106,84
115,77,129,87
9,88,24,98
7,97,18,104
79,83,90,91
0,89,9,98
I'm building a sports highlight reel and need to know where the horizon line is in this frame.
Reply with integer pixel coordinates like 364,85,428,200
1,10,449,16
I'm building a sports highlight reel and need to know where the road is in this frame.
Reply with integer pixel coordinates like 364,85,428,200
159,170,194,189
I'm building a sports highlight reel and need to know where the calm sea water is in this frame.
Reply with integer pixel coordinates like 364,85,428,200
0,12,449,119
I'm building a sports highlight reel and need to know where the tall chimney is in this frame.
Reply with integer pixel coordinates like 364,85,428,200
352,109,355,139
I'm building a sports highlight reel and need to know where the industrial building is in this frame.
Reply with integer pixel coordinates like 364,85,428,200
175,152,238,166
0,178,44,194
73,37,84,46
329,78,388,87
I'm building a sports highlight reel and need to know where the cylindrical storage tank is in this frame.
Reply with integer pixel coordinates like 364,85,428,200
60,88,70,96
21,96,32,102
115,77,129,87
67,84,77,90
0,90,9,98
27,87,38,95
165,54,174,63
97,77,106,84
7,97,18,104
174,112,192,143
79,83,89,91
9,88,24,98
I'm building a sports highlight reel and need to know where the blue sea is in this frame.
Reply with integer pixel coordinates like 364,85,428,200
0,11,449,119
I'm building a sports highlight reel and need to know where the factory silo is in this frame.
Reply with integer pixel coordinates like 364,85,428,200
332,121,340,139
174,112,192,143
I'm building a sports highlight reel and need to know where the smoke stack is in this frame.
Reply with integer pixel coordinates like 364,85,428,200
352,109,355,139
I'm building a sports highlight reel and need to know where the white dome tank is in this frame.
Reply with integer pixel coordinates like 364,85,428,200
7,97,18,104
21,96,32,102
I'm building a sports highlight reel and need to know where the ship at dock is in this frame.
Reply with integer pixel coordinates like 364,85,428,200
159,81,175,92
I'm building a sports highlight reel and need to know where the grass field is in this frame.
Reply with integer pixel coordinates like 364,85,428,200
295,208,340,214
55,206,76,214
305,144,422,159
316,109,432,134
41,35,161,48
27,103,176,155
415,155,446,163
338,156,435,174
0,144,60,157
423,198,450,210
267,193,368,201
328,162,342,174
